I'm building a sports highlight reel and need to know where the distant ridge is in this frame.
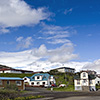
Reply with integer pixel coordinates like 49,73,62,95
0,64,12,69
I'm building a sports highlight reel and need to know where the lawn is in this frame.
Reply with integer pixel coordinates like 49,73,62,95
0,73,34,78
48,85,75,91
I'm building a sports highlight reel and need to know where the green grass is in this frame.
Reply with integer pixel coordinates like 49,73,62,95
0,89,44,100
48,85,74,91
53,73,74,86
9,95,44,100
0,73,34,78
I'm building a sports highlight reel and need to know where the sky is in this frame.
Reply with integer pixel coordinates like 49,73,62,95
0,0,100,73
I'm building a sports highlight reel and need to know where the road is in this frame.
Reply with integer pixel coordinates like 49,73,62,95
24,87,100,100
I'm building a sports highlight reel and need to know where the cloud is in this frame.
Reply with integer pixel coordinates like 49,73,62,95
82,59,100,73
0,43,79,71
40,23,71,35
16,36,33,49
64,8,73,15
0,0,50,33
39,23,77,44
48,39,72,44
26,43,78,63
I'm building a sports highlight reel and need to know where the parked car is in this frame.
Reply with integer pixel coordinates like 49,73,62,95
44,84,51,88
59,84,66,87
51,84,57,87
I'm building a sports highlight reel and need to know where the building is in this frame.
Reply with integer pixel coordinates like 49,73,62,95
74,70,96,91
0,77,25,90
0,68,33,74
95,75,100,85
51,67,75,73
23,73,56,87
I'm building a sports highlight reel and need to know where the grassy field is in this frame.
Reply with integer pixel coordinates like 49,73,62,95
0,73,34,78
48,85,74,91
0,89,44,100
0,72,75,91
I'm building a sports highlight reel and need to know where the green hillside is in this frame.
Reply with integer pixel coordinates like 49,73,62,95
0,73,34,78
49,69,74,85
0,64,12,69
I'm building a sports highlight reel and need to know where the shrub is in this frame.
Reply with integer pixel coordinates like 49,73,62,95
4,84,18,91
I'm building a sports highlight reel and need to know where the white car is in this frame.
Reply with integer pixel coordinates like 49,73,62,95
44,84,51,88
59,84,66,87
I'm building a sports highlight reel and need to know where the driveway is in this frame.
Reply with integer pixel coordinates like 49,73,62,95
25,87,100,100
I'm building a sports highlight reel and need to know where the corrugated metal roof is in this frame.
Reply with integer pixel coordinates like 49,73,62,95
0,77,23,80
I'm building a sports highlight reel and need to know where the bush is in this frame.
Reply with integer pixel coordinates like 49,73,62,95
4,84,18,91
0,89,19,100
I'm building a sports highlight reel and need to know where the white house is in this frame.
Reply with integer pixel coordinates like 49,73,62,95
74,70,96,91
23,73,56,87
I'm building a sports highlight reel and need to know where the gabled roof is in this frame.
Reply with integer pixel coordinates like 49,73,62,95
30,73,51,81
0,77,23,80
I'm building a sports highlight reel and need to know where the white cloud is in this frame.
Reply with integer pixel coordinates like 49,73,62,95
0,0,50,33
16,36,33,49
47,34,69,39
39,23,77,44
48,39,72,44
64,8,73,15
82,59,100,73
0,44,79,71
40,23,71,35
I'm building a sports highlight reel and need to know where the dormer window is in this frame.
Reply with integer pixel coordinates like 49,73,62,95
24,78,27,80
83,73,86,77
37,76,40,79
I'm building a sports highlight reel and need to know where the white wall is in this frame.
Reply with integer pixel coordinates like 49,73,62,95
95,77,100,84
89,79,95,86
57,68,65,73
31,81,47,86
35,75,43,80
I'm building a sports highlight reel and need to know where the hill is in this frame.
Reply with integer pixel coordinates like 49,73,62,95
0,64,12,69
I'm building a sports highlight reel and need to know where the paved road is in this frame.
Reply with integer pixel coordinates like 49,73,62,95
56,96,100,100
25,87,100,100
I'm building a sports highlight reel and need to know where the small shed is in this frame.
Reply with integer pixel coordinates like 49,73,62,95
0,77,25,90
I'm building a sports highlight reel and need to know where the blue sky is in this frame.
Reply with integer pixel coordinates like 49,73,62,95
0,0,100,73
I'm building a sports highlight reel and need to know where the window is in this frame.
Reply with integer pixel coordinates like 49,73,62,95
7,81,10,85
42,82,45,85
37,76,40,79
98,81,100,84
90,80,92,84
31,82,34,85
0,80,2,85
16,81,21,86
24,78,27,80
37,82,39,85
83,79,86,83
77,80,80,84
83,73,86,77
